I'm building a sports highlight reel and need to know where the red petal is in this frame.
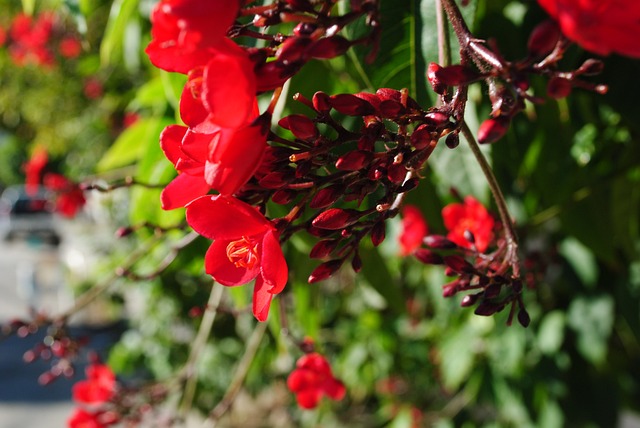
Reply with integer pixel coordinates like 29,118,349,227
161,174,210,210
204,239,260,286
252,275,274,321
185,195,270,240
295,389,322,409
159,125,188,166
259,230,288,294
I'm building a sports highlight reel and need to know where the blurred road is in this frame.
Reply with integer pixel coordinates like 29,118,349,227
0,221,123,427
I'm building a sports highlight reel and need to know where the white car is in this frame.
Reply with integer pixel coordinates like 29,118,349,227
0,185,61,246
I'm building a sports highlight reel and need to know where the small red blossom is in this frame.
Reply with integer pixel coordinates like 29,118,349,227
145,0,240,74
0,25,7,47
67,408,108,428
185,195,288,321
83,78,103,99
59,36,82,58
23,146,48,196
442,196,494,253
399,204,428,256
537,0,640,58
72,363,116,404
43,173,86,218
287,353,346,409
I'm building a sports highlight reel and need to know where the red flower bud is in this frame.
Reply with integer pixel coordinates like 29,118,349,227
371,221,386,246
310,239,339,259
414,249,443,265
308,259,343,283
279,114,318,140
312,208,362,230
378,100,405,118
410,124,432,149
259,171,292,189
445,132,460,149
576,58,604,76
518,307,531,327
312,91,332,112
424,111,451,129
443,255,476,274
432,64,481,87
460,292,481,307
310,185,342,209
527,19,560,58
351,253,363,273
376,87,402,102
423,235,458,249
329,94,376,116
427,62,446,94
477,116,510,144
354,92,381,111
547,76,572,99
336,150,373,171
308,35,352,59
272,189,296,204
277,36,312,66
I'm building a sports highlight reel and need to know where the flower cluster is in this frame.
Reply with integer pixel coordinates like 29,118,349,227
287,353,346,409
1,11,82,68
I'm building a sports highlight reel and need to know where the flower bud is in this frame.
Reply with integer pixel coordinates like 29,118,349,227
308,35,351,59
259,171,292,189
351,252,363,273
371,221,386,246
279,114,318,140
460,292,481,307
336,150,373,171
414,249,443,265
527,19,560,58
272,189,296,204
378,100,405,118
387,163,406,184
423,235,457,249
576,58,605,76
310,185,342,209
354,92,381,111
517,307,531,327
308,259,343,283
474,301,503,316
410,124,432,149
547,76,572,99
312,208,362,230
424,111,451,129
431,64,481,87
312,91,332,112
329,94,376,116
277,36,312,66
443,255,476,274
310,239,339,259
477,116,509,144
442,281,460,297
427,62,446,94
445,132,460,149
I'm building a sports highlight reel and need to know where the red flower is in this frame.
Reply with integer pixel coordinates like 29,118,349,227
287,353,346,409
537,0,640,58
83,78,103,99
399,204,428,256
442,196,494,253
160,115,268,208
67,408,107,428
185,195,288,321
145,0,240,74
43,173,86,218
59,36,82,58
0,25,7,47
72,363,116,404
23,146,48,196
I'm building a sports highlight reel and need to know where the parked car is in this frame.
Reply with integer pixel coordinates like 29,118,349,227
0,185,61,246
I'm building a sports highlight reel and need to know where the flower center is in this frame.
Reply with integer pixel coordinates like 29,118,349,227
226,236,260,269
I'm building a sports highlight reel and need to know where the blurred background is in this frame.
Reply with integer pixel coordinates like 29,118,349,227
0,0,639,427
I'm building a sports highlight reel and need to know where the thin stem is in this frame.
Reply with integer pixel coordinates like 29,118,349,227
179,283,225,419
460,122,520,276
208,320,268,425
435,0,452,68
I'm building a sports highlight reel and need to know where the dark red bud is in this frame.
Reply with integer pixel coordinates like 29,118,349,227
357,134,376,151
423,235,457,249
312,91,332,112
477,116,510,144
424,111,451,129
285,0,313,11
445,132,460,149
259,171,291,189
398,177,419,193
410,124,432,149
547,76,572,99
312,208,362,230
376,88,402,102
443,255,476,274
433,64,481,87
351,252,363,273
427,62,446,94
293,22,318,37
460,293,481,307
518,307,531,327
576,58,604,76
310,239,339,259
354,92,381,111
474,301,503,316
484,283,502,299
308,35,351,59
442,281,460,297
255,61,291,92
414,249,444,265
278,114,318,140
336,150,373,171
527,19,560,58
329,94,376,116
310,185,342,209
378,100,405,118
308,259,344,283
115,226,134,238
371,221,386,246
272,189,296,205
387,163,406,184
276,36,312,66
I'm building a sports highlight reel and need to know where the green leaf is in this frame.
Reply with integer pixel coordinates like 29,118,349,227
558,237,598,289
100,0,140,67
567,295,615,365
359,245,405,314
537,311,566,356
97,118,167,172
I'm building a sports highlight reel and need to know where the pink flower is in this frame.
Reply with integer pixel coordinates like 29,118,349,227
537,0,640,58
442,196,495,253
145,0,240,73
71,363,116,404
185,195,288,321
287,353,346,409
399,205,428,256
